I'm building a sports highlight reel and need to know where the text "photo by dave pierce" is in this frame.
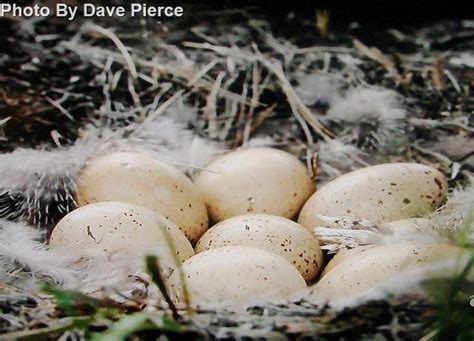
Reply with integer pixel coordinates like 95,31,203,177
0,3,184,20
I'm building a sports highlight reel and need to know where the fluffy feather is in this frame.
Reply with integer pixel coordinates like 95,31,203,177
317,139,368,179
0,219,77,288
324,87,407,150
0,105,221,227
429,185,474,241
0,218,164,300
294,73,342,106
0,142,97,226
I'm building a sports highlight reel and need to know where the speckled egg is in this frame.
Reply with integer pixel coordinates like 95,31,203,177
311,242,459,300
75,152,208,244
194,148,315,222
320,245,375,277
49,202,194,275
298,163,447,231
195,214,323,281
168,246,307,308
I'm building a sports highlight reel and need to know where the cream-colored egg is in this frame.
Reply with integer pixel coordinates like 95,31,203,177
49,202,194,275
321,219,434,277
298,163,447,231
320,245,375,277
75,152,208,244
195,214,323,281
195,148,315,222
168,246,307,308
311,242,459,300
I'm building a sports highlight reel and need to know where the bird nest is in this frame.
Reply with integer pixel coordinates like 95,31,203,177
0,3,473,339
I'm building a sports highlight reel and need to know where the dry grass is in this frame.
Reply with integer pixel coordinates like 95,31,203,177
0,6,473,339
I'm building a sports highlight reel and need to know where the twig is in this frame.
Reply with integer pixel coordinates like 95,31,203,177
411,144,452,164
45,97,75,121
431,57,446,91
186,59,219,87
294,46,354,54
443,69,462,93
83,23,138,79
255,55,334,140
143,90,185,124
353,39,407,84
204,72,226,139
234,103,276,147
128,75,142,107
191,26,221,45
0,117,12,126
242,62,262,144
62,41,257,106
410,118,474,133
315,10,330,37
289,99,315,177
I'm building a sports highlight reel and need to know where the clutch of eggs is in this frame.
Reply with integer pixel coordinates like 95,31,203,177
46,147,461,307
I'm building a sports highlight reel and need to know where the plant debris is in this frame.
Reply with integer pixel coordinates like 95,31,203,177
0,283,437,339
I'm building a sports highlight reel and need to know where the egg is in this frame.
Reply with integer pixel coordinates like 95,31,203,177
195,214,323,281
195,148,315,222
320,245,375,277
75,152,208,244
311,242,459,300
168,246,307,308
49,202,194,275
298,163,447,231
